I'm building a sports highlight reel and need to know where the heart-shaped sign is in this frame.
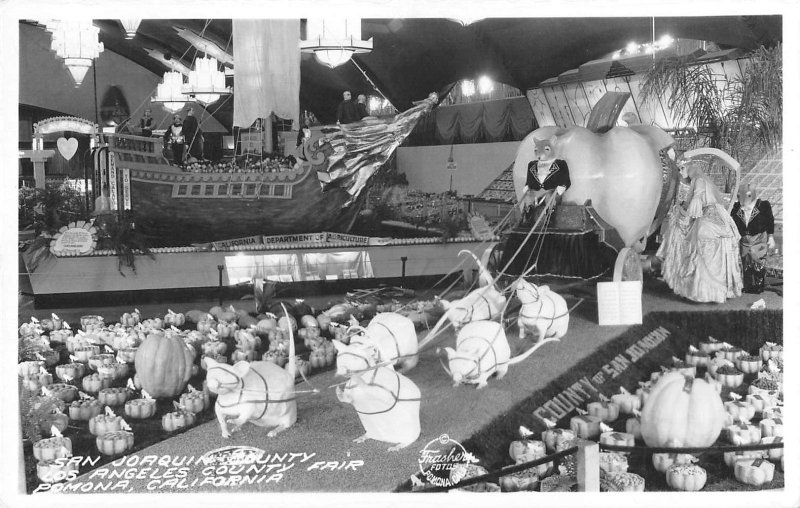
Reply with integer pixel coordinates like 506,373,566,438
57,137,79,161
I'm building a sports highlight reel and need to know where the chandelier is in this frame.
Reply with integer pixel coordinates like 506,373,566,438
182,55,231,106
44,20,104,88
152,71,187,113
300,19,372,69
119,19,142,39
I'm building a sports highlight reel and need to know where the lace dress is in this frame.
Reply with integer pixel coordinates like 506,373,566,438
657,177,743,303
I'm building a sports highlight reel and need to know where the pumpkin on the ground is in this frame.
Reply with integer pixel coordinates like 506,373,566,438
640,373,725,448
134,332,196,398
124,398,157,419
666,464,707,491
734,458,774,487
96,430,134,456
652,453,695,473
33,436,72,462
162,410,196,432
164,310,186,327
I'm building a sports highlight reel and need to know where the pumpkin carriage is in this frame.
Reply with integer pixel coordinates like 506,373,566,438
481,92,741,285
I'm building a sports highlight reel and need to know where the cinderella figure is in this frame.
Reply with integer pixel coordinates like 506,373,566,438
657,160,743,303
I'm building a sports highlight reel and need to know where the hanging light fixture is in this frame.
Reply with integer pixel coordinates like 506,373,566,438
182,55,231,106
119,19,142,39
300,19,372,69
44,20,104,88
152,71,187,112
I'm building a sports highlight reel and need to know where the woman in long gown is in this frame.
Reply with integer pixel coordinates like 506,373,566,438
657,160,743,303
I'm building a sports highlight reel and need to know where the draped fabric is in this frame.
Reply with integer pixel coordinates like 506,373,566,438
232,19,300,129
408,97,536,146
657,177,743,303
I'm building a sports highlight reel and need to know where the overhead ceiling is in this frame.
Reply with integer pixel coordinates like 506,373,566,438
82,16,781,128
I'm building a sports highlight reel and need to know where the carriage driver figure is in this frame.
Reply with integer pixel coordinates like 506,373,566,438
521,135,571,228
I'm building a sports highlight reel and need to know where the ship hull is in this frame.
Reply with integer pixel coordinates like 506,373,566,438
129,169,359,247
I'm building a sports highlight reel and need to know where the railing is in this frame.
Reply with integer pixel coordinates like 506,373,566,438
414,438,785,492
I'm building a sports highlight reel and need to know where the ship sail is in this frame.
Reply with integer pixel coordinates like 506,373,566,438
312,93,439,206
232,19,301,129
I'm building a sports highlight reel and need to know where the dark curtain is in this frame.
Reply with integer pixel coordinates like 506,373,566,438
408,96,536,146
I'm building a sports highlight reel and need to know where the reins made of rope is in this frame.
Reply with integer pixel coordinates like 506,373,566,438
344,368,422,416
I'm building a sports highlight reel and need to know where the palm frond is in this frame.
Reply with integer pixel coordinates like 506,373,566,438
640,44,782,169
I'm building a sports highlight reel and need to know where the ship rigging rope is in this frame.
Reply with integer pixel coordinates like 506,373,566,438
349,57,392,108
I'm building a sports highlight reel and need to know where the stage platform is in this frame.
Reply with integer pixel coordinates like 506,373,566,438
20,236,495,308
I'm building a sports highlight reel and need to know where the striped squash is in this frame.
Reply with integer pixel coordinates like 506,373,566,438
134,331,196,398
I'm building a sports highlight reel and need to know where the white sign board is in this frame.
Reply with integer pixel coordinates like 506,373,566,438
597,280,643,326
51,227,96,256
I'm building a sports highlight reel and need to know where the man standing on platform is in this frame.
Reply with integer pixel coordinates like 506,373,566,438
182,107,201,162
336,90,361,125
731,184,776,293
163,114,186,165
356,94,368,119
139,108,154,137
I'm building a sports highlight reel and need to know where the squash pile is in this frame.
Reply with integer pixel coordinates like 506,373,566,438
494,336,783,492
18,309,219,485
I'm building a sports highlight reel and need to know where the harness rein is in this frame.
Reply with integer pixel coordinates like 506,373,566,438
345,368,421,416
517,286,569,332
454,293,495,324
210,366,297,419
441,333,507,383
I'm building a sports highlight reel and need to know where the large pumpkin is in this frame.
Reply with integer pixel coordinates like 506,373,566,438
134,332,195,398
640,372,725,447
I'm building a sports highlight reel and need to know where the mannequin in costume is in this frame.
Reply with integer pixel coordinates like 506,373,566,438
657,160,743,303
182,107,202,162
520,135,570,228
730,184,775,293
163,114,186,165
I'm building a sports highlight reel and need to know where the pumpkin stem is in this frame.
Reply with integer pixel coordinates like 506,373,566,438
682,375,694,393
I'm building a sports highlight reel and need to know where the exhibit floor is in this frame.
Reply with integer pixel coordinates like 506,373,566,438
18,275,783,493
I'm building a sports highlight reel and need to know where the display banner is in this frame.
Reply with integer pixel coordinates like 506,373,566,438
121,168,131,210
108,152,118,211
262,232,328,244
93,148,106,199
325,232,370,245
212,235,264,250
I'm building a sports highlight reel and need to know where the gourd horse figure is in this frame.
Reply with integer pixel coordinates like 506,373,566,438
513,124,673,251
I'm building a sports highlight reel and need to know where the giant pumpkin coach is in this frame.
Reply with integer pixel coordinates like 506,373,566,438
134,331,196,398
512,124,672,251
640,372,726,448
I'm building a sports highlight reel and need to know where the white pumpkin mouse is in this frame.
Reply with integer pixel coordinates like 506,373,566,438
418,249,506,350
512,278,569,342
441,319,558,389
205,305,297,438
336,312,418,374
336,365,421,452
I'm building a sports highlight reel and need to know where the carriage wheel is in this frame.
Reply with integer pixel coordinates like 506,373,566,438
681,148,741,214
613,247,643,282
